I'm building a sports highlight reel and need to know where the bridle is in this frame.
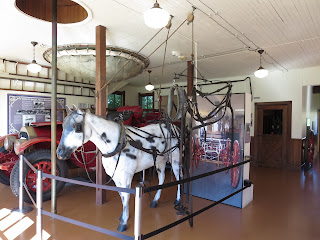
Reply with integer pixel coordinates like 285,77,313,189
72,111,126,158
69,111,127,184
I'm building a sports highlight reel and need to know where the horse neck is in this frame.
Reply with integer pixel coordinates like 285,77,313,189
85,113,121,154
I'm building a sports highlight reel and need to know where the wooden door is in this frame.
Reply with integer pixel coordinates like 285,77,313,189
255,102,292,168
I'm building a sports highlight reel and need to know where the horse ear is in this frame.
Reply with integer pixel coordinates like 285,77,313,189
77,108,83,114
72,104,78,111
65,105,72,115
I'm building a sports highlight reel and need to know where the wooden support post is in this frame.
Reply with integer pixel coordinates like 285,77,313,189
95,25,107,205
187,60,194,97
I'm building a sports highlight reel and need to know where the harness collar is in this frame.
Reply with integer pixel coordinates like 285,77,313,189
101,122,126,158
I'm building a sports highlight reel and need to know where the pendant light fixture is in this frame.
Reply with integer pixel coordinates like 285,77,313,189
254,49,268,78
145,70,155,91
144,0,170,29
27,41,42,73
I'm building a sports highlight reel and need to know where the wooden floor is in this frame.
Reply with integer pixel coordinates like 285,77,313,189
0,154,319,240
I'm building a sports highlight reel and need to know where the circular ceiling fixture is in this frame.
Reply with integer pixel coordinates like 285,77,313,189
15,0,91,25
43,44,150,83
144,0,170,29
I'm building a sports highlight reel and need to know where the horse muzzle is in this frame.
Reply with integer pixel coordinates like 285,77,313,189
56,146,72,160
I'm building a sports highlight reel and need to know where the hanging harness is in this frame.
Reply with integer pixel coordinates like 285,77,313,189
126,121,180,168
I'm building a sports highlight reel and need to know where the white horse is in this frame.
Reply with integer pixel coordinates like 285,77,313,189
56,107,181,232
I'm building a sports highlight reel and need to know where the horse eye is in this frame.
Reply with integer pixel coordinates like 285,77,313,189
75,124,82,132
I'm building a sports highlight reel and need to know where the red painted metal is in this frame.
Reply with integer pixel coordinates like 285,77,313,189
220,138,231,172
0,152,19,176
30,122,63,127
31,122,63,139
231,140,240,188
15,137,57,154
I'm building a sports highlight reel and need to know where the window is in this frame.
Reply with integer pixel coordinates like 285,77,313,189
108,91,125,110
263,110,282,135
139,93,154,109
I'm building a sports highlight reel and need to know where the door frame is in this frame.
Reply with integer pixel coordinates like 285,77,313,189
254,101,292,168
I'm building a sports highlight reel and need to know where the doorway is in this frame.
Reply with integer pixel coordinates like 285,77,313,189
254,102,292,168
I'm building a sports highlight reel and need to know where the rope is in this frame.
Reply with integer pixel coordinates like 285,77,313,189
159,25,171,109
144,159,251,193
142,185,249,239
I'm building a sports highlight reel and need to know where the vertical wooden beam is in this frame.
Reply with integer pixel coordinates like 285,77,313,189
95,25,107,205
187,60,194,97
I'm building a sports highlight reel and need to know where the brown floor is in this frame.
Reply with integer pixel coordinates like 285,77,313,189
0,155,319,240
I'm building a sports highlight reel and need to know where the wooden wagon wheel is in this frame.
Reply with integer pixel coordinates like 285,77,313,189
220,139,231,173
231,140,241,188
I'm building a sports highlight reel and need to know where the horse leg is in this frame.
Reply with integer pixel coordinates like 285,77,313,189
171,151,181,206
116,174,133,232
150,160,166,208
117,191,130,232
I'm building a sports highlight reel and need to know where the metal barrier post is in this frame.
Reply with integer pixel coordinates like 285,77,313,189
36,170,43,240
134,186,142,240
12,155,32,213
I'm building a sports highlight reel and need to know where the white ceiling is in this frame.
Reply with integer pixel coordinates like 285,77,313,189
1,0,320,87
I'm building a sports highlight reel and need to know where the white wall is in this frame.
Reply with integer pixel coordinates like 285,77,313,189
119,85,144,106
0,89,94,136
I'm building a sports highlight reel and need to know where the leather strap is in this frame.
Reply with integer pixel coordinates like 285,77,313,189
101,123,126,158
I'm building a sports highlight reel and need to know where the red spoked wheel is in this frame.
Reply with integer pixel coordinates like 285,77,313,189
26,161,58,192
308,131,315,166
10,149,68,203
220,139,231,173
231,140,241,188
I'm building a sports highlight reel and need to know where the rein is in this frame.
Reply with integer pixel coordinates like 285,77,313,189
127,121,179,170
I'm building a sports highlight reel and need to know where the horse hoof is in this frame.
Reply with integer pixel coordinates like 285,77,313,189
150,201,158,208
174,200,181,206
117,224,128,232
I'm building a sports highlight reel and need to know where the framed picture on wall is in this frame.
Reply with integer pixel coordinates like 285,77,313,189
8,94,65,134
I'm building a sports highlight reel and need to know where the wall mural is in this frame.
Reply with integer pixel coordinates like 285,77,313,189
8,94,65,134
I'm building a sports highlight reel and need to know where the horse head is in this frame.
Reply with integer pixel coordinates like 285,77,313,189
56,105,91,160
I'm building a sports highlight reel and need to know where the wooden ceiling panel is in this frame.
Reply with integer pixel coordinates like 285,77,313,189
15,0,88,23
